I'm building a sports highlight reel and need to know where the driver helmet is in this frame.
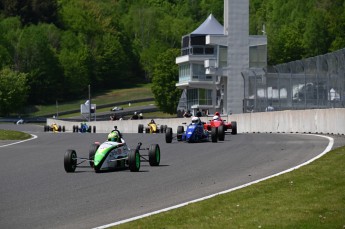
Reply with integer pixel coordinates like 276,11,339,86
213,115,219,121
215,112,220,116
107,131,119,142
150,119,155,123
191,116,200,124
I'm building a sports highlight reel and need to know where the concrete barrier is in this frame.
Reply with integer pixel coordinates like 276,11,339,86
47,108,345,135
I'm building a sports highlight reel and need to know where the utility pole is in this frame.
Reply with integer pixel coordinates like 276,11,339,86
56,100,59,118
88,84,91,122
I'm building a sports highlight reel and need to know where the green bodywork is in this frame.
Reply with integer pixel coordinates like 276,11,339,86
94,144,117,167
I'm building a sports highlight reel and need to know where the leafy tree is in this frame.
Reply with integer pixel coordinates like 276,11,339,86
13,24,63,104
1,0,59,25
151,48,181,114
58,31,91,98
303,9,330,57
0,67,29,115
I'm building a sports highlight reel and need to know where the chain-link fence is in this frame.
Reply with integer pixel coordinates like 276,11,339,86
243,48,345,112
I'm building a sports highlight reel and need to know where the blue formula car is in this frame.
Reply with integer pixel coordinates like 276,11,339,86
165,117,219,143
72,122,96,133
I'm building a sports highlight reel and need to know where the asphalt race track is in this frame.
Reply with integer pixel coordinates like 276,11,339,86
0,124,335,229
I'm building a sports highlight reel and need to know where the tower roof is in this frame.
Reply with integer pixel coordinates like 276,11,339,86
191,14,224,35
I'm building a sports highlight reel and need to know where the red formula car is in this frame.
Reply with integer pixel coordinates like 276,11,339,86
203,112,237,141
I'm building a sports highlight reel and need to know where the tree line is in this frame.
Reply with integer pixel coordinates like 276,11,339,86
0,0,344,115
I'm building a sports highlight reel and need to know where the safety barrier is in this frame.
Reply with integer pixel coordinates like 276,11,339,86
47,108,345,135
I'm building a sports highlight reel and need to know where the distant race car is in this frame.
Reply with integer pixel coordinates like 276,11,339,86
165,117,219,143
138,119,167,134
203,113,237,140
64,126,161,173
110,106,123,111
44,123,65,132
72,123,96,133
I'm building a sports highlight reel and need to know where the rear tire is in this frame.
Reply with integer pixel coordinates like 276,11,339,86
211,127,218,143
128,150,140,172
93,126,96,133
89,143,99,168
218,125,225,141
165,127,173,143
138,124,144,133
64,150,77,172
231,121,237,135
177,126,184,141
149,144,160,166
62,126,65,132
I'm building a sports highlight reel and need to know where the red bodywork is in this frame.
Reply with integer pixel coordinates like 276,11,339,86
203,117,231,131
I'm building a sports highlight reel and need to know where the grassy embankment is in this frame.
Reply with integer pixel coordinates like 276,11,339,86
113,146,345,229
26,84,175,119
0,129,31,140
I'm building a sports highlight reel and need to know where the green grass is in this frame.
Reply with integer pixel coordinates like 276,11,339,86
113,146,345,229
0,129,31,140
26,83,154,116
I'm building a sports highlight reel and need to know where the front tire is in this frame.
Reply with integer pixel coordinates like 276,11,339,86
149,144,160,166
128,150,140,172
165,127,173,143
64,150,77,172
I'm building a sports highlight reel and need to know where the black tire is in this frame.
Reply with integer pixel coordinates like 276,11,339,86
149,144,160,166
128,150,140,172
62,126,65,132
165,127,173,143
88,126,91,133
64,150,77,173
44,125,47,132
218,125,225,141
138,124,144,133
177,126,184,141
145,127,150,134
58,125,62,132
211,127,218,143
93,126,96,133
89,143,99,168
231,121,237,135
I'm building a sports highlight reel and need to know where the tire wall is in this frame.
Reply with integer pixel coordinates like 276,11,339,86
47,108,345,135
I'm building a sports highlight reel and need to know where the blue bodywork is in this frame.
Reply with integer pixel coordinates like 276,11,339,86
180,122,209,143
80,123,89,133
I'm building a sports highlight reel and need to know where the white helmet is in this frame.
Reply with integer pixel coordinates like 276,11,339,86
213,115,219,120
191,116,199,123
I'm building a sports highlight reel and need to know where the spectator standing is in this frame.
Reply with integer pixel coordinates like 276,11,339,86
196,108,202,117
131,112,139,120
183,110,192,118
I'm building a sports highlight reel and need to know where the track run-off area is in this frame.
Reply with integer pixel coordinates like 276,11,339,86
0,124,336,229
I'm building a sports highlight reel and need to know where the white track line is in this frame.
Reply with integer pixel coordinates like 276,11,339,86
95,134,333,229
0,134,38,148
